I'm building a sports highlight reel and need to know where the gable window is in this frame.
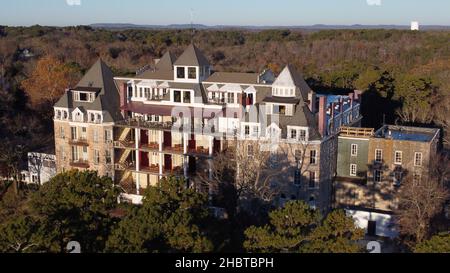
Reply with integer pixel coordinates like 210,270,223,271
351,144,358,157
350,164,357,176
177,67,185,79
188,67,196,79
414,152,423,167
394,151,402,165
79,92,88,102
299,130,307,141
174,91,182,103
375,149,383,163
273,105,286,115
183,91,191,103
290,129,297,140
310,150,317,165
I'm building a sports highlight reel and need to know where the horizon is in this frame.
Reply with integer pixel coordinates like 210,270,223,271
1,0,450,27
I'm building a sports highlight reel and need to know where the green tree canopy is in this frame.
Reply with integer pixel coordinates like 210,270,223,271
106,177,214,253
414,233,450,253
29,170,120,253
244,201,364,253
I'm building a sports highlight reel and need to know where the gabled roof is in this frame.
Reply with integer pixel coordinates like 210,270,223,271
54,59,121,122
155,51,176,71
174,44,210,67
273,65,312,100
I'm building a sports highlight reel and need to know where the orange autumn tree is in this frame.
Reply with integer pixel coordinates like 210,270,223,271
21,56,81,106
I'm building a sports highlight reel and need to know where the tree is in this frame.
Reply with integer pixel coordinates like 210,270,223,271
0,216,39,253
29,170,120,253
106,177,214,253
414,232,450,253
396,174,449,246
244,201,364,253
21,56,80,106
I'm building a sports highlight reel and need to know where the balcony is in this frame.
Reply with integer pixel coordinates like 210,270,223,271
69,138,89,146
114,162,136,171
188,146,209,156
163,166,184,176
164,144,184,154
141,142,159,151
70,159,90,168
141,164,160,174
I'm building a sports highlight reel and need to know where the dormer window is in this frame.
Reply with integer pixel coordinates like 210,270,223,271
73,91,95,102
177,67,185,79
273,105,286,115
188,67,197,79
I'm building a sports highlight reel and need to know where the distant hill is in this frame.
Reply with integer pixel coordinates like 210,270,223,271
90,23,450,31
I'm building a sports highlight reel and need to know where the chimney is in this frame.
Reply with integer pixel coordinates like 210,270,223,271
318,96,327,137
308,91,316,113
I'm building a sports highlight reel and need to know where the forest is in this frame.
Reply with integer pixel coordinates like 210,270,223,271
0,26,449,253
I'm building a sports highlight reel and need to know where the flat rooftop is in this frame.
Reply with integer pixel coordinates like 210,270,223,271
375,125,439,143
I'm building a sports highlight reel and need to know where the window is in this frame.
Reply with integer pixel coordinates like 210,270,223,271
309,171,316,188
247,145,254,157
227,92,235,104
350,164,357,177
414,152,423,167
183,91,191,103
82,146,88,161
177,67,185,79
188,67,196,79
244,125,250,136
105,150,112,164
375,149,383,163
174,91,182,103
72,146,79,161
273,105,286,115
299,130,307,141
394,151,402,165
351,144,358,157
71,127,77,140
94,150,100,165
104,130,112,142
310,150,317,164
394,171,402,186
413,172,422,184
60,127,65,138
79,92,88,102
290,129,297,140
81,127,87,140
374,170,382,182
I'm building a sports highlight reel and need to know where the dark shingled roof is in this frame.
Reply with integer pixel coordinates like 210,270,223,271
54,59,121,122
155,51,176,71
174,44,210,67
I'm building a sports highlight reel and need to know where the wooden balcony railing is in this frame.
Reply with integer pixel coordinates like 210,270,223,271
339,127,374,137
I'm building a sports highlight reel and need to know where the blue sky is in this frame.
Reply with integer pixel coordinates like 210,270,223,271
1,0,450,26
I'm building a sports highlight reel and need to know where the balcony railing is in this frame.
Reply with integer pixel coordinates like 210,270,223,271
69,138,89,146
141,142,159,150
114,140,135,149
188,146,209,155
141,164,160,174
164,144,184,153
163,166,184,176
70,159,90,168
